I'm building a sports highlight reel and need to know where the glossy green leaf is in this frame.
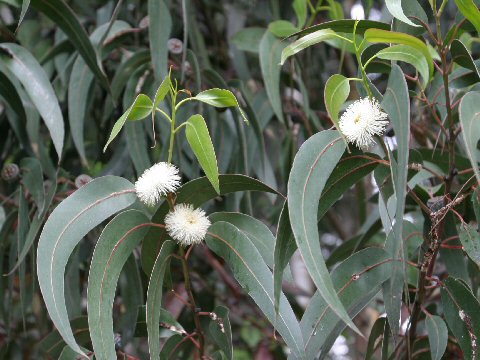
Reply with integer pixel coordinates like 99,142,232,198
104,94,153,151
288,19,390,38
459,91,480,184
287,130,361,335
269,20,298,37
194,88,237,108
324,74,350,128
205,221,305,359
147,240,176,360
142,174,281,275
37,176,137,357
301,248,392,358
20,157,44,213
364,29,433,79
31,0,109,91
185,114,220,194
87,210,150,360
0,43,64,158
260,31,287,124
273,201,297,315
451,39,480,80
425,314,448,360
385,0,419,26
458,223,480,266
441,277,480,360
153,72,171,108
280,29,337,65
209,306,233,360
376,44,430,88
380,65,410,337
148,0,171,81
454,0,480,34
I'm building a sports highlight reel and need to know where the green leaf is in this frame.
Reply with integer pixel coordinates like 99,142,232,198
18,0,30,30
364,28,433,79
0,43,64,158
425,314,448,360
142,174,282,275
365,317,387,360
20,157,44,214
324,74,350,128
87,210,150,360
58,345,90,360
385,0,419,27
231,27,266,53
146,240,176,360
380,64,411,337
209,306,233,360
104,94,153,151
37,176,137,358
205,222,306,359
459,91,480,184
280,29,337,65
194,88,238,108
273,201,297,315
111,49,151,101
153,72,172,108
301,248,392,358
458,223,480,266
454,0,480,35
185,114,220,194
376,44,430,88
287,129,361,335
31,0,109,91
260,31,287,124
441,277,480,360
451,39,480,80
293,0,307,28
268,20,299,37
288,19,390,38
148,0,171,81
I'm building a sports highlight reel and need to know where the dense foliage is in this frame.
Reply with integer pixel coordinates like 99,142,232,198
1,0,480,359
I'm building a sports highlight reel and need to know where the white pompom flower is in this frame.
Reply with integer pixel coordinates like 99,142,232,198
135,162,181,206
338,97,389,150
165,203,211,246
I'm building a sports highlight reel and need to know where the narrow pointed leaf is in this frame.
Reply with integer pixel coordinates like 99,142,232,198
185,114,220,194
459,91,480,184
148,0,171,81
451,39,480,80
287,19,390,38
37,176,137,357
381,65,410,337
209,306,233,360
20,157,44,214
0,43,64,158
206,221,305,359
280,29,337,65
385,0,419,26
425,314,448,360
87,210,150,360
146,240,176,360
287,129,361,334
454,0,480,34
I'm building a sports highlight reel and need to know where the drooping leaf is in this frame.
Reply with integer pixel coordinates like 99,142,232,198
20,157,44,214
142,175,282,275
280,29,337,65
146,240,176,360
0,43,64,158
37,176,137,357
87,210,150,360
104,94,153,151
385,0,419,27
458,223,480,267
287,19,390,38
324,74,350,128
376,44,430,88
441,277,480,360
148,0,171,81
451,39,480,81
185,114,220,194
205,221,305,359
380,64,411,337
209,306,233,360
301,248,392,358
364,29,433,79
425,314,448,360
30,0,109,91
365,317,387,360
153,71,171,108
259,31,287,124
454,0,480,34
288,129,361,334
459,92,480,184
